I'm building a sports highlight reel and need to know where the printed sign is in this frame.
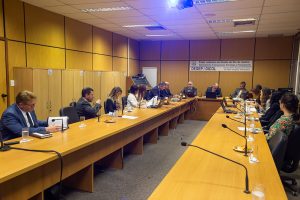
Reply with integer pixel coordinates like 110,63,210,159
190,61,253,72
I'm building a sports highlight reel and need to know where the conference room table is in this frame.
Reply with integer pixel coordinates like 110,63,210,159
149,106,287,199
0,99,194,200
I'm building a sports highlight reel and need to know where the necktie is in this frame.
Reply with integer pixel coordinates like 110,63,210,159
26,112,34,127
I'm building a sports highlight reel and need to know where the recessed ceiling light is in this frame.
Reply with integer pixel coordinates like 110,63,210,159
208,19,232,24
81,6,131,12
145,34,173,37
123,24,158,28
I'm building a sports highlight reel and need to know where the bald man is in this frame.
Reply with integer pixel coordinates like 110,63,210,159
206,83,222,97
181,81,197,97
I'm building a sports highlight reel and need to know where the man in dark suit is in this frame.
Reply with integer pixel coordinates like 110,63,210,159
231,81,248,100
163,81,173,98
206,83,222,97
0,90,60,141
76,87,101,119
181,81,197,97
145,82,166,100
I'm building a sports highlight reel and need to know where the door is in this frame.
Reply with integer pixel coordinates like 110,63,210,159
0,41,7,115
48,69,62,117
13,68,33,101
62,70,74,107
73,70,84,103
33,69,49,120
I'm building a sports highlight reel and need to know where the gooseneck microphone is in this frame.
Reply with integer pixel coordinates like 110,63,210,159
97,114,100,122
181,142,250,194
222,124,248,157
52,118,64,133
226,115,244,124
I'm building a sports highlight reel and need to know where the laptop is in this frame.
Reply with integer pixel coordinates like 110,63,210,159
206,91,217,99
150,99,164,108
220,101,237,114
223,97,236,108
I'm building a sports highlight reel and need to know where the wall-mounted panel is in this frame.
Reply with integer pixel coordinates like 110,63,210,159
66,50,92,70
189,72,219,96
190,40,220,60
0,0,3,37
93,54,112,71
27,44,65,69
128,59,139,76
161,40,189,60
255,37,293,60
219,72,253,97
25,4,64,47
140,41,160,60
221,38,255,60
4,0,25,41
161,61,188,94
253,60,290,89
113,57,127,73
113,33,128,58
129,39,139,59
93,27,112,55
65,18,92,52
140,60,161,83
7,41,26,103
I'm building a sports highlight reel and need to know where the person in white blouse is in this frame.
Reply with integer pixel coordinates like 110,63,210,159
127,85,139,108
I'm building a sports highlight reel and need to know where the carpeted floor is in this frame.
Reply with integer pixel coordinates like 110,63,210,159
62,120,300,200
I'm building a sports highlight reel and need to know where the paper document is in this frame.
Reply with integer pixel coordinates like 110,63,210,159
122,115,138,119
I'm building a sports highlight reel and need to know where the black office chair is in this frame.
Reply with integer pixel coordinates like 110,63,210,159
122,96,128,110
268,131,288,171
281,124,300,196
59,106,80,124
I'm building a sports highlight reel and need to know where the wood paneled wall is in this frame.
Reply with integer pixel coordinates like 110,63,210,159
140,37,293,96
1,0,139,106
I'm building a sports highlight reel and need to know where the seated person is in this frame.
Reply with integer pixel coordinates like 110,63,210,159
76,87,101,120
105,87,122,114
181,81,197,97
0,90,59,141
266,93,299,140
260,91,283,123
256,88,271,113
251,84,262,102
206,83,222,97
231,81,248,100
163,81,173,98
127,85,138,108
145,82,166,100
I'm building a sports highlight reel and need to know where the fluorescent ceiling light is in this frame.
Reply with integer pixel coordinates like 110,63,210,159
81,6,131,12
123,24,158,28
218,30,256,34
232,18,257,22
208,18,257,24
145,34,173,37
194,0,237,5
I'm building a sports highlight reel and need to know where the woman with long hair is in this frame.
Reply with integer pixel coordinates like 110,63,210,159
104,87,122,114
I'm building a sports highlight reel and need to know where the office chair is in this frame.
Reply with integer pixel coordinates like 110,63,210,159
104,101,107,114
59,106,80,124
122,96,128,110
268,131,288,171
281,124,300,196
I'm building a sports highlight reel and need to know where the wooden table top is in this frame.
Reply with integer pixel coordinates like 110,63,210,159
149,108,287,200
0,99,193,184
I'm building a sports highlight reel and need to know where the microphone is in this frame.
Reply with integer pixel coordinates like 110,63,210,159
97,114,100,122
181,142,250,194
226,115,244,124
222,124,248,157
52,118,64,133
0,131,10,152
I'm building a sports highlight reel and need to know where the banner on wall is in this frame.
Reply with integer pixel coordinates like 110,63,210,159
190,60,253,72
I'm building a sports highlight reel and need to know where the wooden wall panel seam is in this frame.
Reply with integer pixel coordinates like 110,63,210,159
22,2,27,67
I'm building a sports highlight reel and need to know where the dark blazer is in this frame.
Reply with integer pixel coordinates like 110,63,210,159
0,104,48,140
76,97,101,120
206,87,222,97
145,86,165,100
104,98,117,114
181,87,197,97
162,89,172,97
231,88,248,99
260,103,280,122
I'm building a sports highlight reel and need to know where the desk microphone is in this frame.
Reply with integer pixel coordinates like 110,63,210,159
181,142,250,194
97,114,100,122
221,124,248,157
0,131,10,151
226,115,244,124
52,118,64,133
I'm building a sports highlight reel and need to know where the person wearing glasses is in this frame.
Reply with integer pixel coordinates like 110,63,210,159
0,90,60,140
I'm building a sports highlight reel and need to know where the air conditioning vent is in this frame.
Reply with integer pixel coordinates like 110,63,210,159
145,26,166,31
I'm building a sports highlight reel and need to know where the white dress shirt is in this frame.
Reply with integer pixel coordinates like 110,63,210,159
18,106,35,127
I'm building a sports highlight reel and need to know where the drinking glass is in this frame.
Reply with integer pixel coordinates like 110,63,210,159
79,116,86,128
